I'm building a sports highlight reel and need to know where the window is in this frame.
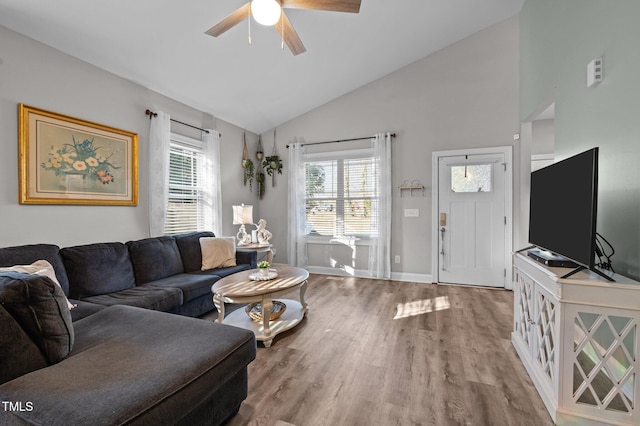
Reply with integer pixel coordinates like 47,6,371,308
451,163,492,193
304,149,379,238
164,133,205,235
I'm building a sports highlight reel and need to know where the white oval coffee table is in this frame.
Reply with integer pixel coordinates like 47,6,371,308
211,265,309,347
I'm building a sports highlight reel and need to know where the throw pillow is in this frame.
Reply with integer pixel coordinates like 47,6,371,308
200,237,237,270
0,272,75,365
0,260,76,310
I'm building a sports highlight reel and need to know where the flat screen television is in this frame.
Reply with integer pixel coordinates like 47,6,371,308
528,147,612,281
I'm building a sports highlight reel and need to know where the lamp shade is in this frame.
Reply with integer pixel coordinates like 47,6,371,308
232,204,254,225
251,0,281,26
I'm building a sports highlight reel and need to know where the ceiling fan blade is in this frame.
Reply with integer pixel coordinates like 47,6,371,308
205,2,251,37
279,0,361,13
275,12,307,56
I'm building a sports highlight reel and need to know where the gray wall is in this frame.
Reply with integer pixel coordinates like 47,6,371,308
0,25,258,248
520,0,640,279
258,16,521,280
532,119,555,156
1,15,522,281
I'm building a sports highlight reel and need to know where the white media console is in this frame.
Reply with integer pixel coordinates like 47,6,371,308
513,252,640,425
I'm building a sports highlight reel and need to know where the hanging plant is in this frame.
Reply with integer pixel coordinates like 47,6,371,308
241,132,254,191
256,170,266,199
263,155,283,176
256,136,264,162
264,129,283,187
256,136,266,198
243,160,254,190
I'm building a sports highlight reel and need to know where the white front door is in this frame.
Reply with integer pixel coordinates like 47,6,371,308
437,152,507,287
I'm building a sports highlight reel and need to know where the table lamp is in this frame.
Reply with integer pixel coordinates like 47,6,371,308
232,204,255,245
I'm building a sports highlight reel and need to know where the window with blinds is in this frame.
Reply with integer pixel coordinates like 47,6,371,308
304,151,379,238
164,134,204,235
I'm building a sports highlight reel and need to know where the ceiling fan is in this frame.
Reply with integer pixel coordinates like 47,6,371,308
205,0,362,56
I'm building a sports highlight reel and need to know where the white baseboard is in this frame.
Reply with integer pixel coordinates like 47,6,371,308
306,265,433,284
391,271,433,284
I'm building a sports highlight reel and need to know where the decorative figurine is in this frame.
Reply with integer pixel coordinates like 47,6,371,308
256,219,272,245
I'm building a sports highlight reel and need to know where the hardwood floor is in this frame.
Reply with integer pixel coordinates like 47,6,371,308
214,274,554,426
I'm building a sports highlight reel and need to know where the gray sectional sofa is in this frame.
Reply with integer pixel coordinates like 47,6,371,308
0,232,258,425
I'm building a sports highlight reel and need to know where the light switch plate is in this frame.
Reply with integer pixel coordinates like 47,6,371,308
404,209,419,217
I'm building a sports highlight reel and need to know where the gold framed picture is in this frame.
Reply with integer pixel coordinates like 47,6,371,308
18,104,138,205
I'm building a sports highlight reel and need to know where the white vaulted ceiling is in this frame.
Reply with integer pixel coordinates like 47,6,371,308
0,0,523,133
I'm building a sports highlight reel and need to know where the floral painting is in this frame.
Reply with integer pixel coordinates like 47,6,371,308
19,104,138,205
42,137,117,185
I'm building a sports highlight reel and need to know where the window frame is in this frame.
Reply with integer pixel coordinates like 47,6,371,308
164,132,205,235
303,148,378,245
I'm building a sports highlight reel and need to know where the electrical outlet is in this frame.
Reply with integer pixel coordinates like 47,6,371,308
394,255,401,263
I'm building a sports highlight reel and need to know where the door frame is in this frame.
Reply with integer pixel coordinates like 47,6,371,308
431,146,513,289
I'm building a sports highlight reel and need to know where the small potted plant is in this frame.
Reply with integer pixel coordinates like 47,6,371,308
257,261,270,277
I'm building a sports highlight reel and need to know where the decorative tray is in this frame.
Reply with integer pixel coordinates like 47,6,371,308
245,300,287,321
248,269,278,281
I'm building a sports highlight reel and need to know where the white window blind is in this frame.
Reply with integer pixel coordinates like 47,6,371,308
164,134,205,235
304,150,379,238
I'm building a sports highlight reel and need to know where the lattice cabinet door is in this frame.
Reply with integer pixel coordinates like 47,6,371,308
532,284,559,393
514,270,535,350
562,303,640,424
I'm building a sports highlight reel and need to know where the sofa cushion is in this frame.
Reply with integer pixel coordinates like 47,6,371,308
200,237,237,270
0,272,74,366
141,273,219,303
69,300,106,322
0,305,256,425
189,263,252,279
174,231,215,272
0,243,70,295
0,260,75,310
126,236,185,284
60,242,136,299
81,286,182,312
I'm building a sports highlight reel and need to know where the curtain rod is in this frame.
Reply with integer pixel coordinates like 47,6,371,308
285,133,395,148
145,109,218,135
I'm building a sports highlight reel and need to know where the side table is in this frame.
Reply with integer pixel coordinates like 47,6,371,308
236,243,275,263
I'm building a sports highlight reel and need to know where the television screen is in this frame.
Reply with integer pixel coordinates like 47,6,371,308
528,147,599,268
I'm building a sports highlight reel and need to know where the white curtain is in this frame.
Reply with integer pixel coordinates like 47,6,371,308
368,132,392,278
288,142,308,267
202,129,223,236
149,111,170,237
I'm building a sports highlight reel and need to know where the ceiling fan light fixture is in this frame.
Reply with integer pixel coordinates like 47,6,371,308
251,0,281,26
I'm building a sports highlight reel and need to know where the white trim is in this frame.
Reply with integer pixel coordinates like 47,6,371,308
303,147,373,161
391,271,433,284
431,146,513,289
170,132,203,149
532,153,554,162
307,265,432,284
306,236,371,246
